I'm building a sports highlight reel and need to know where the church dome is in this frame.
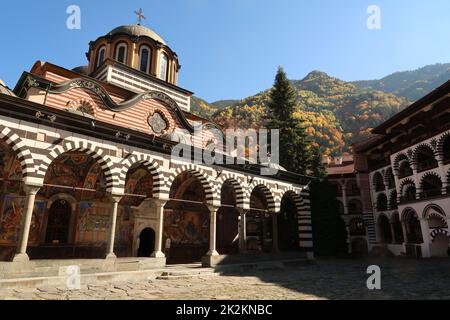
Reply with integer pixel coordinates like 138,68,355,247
108,25,166,45
87,24,180,86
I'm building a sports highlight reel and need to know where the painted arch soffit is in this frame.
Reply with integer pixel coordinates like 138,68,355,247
25,74,194,133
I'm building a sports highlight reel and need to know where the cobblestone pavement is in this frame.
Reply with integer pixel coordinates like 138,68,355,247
2,258,450,300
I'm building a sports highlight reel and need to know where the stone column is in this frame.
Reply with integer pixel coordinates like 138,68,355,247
206,205,219,256
419,218,431,258
272,212,279,253
151,199,167,258
401,221,408,244
390,223,396,244
13,185,41,262
105,195,122,260
238,209,247,253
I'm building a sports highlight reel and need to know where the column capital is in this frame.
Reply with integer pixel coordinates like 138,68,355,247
23,184,41,195
107,194,122,203
149,198,168,208
207,204,220,213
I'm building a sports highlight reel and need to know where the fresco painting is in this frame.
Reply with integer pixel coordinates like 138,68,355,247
0,197,45,245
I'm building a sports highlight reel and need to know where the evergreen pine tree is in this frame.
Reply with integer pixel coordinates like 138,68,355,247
310,146,326,178
267,67,311,174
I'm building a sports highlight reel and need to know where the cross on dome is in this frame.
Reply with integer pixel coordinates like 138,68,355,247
134,8,146,25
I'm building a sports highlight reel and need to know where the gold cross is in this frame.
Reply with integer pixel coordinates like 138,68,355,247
134,8,146,25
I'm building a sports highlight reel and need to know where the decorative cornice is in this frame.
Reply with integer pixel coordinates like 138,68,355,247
24,74,195,133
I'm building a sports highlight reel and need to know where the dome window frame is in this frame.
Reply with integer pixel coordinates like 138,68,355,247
138,45,152,74
96,46,106,69
159,53,169,81
115,42,128,64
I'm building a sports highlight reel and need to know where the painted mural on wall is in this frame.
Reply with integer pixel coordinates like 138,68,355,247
77,201,110,243
164,210,209,245
116,205,134,245
0,197,45,245
39,152,106,200
0,140,22,196
121,167,153,207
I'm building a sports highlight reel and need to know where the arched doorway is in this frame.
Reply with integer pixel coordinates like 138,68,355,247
120,163,155,257
403,209,423,244
164,171,210,264
425,205,449,257
137,228,155,257
247,185,274,253
278,193,299,252
45,199,72,244
216,181,239,255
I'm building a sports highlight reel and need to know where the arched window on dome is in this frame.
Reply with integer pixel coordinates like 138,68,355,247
159,53,169,81
115,43,128,64
96,46,106,68
139,45,152,74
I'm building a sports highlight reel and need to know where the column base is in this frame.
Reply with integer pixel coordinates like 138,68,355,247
12,253,30,263
151,251,165,258
202,254,223,267
206,250,219,256
105,253,117,260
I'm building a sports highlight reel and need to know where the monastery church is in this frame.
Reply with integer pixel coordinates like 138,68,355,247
0,21,313,272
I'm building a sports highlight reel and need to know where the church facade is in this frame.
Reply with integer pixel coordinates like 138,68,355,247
0,24,313,269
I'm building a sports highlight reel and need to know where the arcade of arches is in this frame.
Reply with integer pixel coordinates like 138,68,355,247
0,141,306,263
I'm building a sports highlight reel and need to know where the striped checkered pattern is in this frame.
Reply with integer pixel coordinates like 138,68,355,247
246,180,276,212
35,140,116,193
0,124,35,178
217,172,247,209
430,228,450,242
363,213,377,243
393,152,412,175
118,154,165,198
297,190,313,252
168,164,220,206
436,132,450,160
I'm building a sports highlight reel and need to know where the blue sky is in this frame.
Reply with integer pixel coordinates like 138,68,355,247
1,0,450,102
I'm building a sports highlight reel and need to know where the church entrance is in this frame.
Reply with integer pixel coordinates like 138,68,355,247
45,199,71,244
137,228,155,257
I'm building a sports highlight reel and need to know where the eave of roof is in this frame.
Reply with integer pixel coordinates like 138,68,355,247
0,94,314,186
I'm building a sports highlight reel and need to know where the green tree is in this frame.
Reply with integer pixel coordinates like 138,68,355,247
267,67,311,174
310,146,326,178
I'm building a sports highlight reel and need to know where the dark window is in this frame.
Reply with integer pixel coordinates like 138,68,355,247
45,200,71,244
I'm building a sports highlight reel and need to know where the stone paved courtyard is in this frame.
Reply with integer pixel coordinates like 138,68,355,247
2,258,450,300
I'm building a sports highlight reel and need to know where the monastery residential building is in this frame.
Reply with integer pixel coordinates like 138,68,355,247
0,23,313,273
330,79,450,258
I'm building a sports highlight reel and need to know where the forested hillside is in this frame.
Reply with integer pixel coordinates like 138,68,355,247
191,63,450,156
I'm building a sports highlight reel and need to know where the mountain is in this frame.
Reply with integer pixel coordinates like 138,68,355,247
353,63,450,101
191,63,450,156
